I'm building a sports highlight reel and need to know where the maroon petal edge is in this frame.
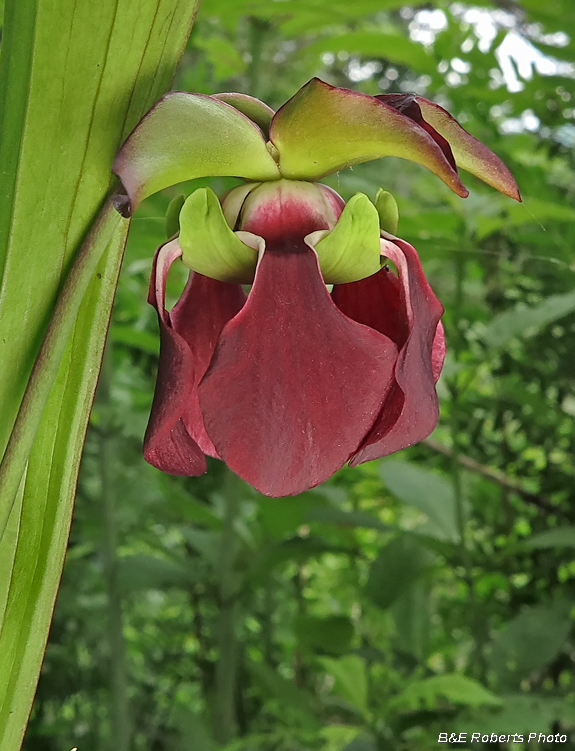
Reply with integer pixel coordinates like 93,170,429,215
171,272,247,456
376,93,457,172
333,237,444,465
144,239,206,475
198,241,398,497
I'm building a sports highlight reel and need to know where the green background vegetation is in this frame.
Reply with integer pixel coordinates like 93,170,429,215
12,0,575,748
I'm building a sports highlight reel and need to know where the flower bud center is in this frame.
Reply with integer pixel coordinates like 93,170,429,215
223,179,345,251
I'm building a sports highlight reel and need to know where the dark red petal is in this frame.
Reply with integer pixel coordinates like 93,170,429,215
331,264,409,348
144,240,206,476
377,93,457,172
171,272,246,456
198,242,398,497
333,237,444,465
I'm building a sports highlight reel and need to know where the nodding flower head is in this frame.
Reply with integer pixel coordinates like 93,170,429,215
113,78,520,497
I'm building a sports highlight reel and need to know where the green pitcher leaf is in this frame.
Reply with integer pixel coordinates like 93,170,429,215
179,187,259,283
270,77,467,195
0,0,201,747
113,92,281,214
310,193,382,284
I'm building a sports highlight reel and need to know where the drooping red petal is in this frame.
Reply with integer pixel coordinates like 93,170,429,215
331,263,409,347
198,241,398,497
332,237,444,465
170,272,246,456
144,240,206,475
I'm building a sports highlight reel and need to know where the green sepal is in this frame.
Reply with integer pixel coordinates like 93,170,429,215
212,92,275,139
375,189,399,235
311,193,382,284
165,194,186,238
179,187,258,284
270,78,467,197
113,92,281,214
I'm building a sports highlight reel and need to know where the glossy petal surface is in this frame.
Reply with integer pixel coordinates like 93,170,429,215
270,78,468,196
416,97,521,201
113,92,280,214
198,241,398,497
332,237,444,464
179,187,259,283
144,239,206,475
308,193,382,284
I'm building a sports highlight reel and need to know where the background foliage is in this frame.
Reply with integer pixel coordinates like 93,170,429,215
14,0,575,748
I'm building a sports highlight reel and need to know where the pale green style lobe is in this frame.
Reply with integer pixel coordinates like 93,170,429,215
310,193,382,284
375,189,399,234
179,187,259,284
221,181,261,228
270,78,468,197
165,194,186,238
113,93,281,214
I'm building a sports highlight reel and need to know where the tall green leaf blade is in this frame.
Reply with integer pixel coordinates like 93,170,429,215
0,0,201,747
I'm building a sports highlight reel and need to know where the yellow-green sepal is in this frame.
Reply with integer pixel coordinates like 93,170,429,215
165,194,186,238
212,92,274,138
179,187,259,284
310,193,382,284
270,78,467,197
374,189,399,234
113,92,281,215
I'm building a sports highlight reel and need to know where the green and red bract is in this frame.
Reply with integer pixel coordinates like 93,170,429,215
112,77,520,497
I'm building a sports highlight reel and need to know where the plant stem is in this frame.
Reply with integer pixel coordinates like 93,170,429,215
213,468,240,744
98,344,131,751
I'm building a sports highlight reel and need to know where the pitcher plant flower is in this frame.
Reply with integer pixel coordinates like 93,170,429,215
112,78,520,497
